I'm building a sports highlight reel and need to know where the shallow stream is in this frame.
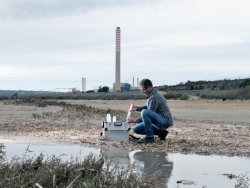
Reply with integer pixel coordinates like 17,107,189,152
1,138,249,188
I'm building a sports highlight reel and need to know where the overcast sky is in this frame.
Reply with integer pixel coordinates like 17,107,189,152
1,0,250,91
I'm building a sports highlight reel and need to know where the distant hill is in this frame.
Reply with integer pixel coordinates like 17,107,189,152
0,90,59,96
158,78,250,91
1,78,249,100
158,78,250,100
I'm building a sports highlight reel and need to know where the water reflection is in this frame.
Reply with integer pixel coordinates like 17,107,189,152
102,148,173,185
103,148,130,168
133,151,173,185
2,140,249,188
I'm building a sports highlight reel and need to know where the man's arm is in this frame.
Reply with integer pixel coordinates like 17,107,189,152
126,117,142,123
133,105,146,123
137,105,147,111
126,103,146,123
134,117,142,123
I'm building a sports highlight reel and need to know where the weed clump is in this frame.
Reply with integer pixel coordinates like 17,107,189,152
163,93,189,100
0,146,165,188
235,172,249,188
0,143,5,164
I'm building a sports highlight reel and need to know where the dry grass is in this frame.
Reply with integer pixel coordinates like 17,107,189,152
0,147,166,188
235,172,249,188
1,99,250,157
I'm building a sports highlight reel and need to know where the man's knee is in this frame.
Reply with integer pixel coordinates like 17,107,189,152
133,127,138,134
141,109,150,117
133,125,142,134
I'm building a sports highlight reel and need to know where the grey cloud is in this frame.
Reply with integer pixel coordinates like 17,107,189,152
123,41,250,61
0,0,149,19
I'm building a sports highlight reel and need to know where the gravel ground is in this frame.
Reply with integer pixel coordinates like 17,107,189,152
0,99,250,157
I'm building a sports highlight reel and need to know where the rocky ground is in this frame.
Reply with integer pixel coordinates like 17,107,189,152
0,99,250,157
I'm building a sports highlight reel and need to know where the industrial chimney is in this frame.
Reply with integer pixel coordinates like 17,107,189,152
82,77,86,92
133,77,134,90
115,27,121,91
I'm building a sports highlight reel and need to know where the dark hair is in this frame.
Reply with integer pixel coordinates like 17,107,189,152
139,79,153,88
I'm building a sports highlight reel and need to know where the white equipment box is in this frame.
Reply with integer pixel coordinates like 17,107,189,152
102,121,131,141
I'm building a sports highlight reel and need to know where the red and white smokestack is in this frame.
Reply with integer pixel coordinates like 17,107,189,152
115,27,121,91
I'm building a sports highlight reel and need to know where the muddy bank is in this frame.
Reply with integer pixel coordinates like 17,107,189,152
0,100,250,157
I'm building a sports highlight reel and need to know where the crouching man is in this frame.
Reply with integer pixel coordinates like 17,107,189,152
126,79,173,144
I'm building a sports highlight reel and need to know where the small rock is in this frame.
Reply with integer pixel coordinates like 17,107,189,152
228,174,237,179
177,180,194,185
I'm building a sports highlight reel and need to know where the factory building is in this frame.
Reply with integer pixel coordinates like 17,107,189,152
113,83,131,92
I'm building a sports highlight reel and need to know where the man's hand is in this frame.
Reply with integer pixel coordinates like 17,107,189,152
126,117,134,123
130,104,137,112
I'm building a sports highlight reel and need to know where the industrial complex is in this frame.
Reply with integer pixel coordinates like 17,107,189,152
81,27,139,93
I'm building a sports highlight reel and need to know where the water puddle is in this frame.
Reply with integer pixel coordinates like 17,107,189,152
1,139,249,187
1,141,100,162
105,148,250,187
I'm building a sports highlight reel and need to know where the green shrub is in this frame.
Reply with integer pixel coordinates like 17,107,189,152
220,85,226,90
237,85,250,99
86,90,95,93
12,93,18,97
221,90,237,100
163,94,178,99
32,113,41,118
163,93,189,100
201,86,250,100
159,86,168,91
240,79,250,88
180,95,189,100
98,86,109,92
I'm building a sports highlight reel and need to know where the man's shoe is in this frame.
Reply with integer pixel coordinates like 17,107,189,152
157,130,168,141
137,137,154,144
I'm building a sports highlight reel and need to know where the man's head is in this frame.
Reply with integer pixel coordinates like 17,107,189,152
139,79,153,95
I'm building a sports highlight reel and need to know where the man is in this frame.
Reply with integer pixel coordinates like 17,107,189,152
126,79,173,143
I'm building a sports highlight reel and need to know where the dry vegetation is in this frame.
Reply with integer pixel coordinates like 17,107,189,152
1,98,250,187
0,148,166,188
1,99,250,157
